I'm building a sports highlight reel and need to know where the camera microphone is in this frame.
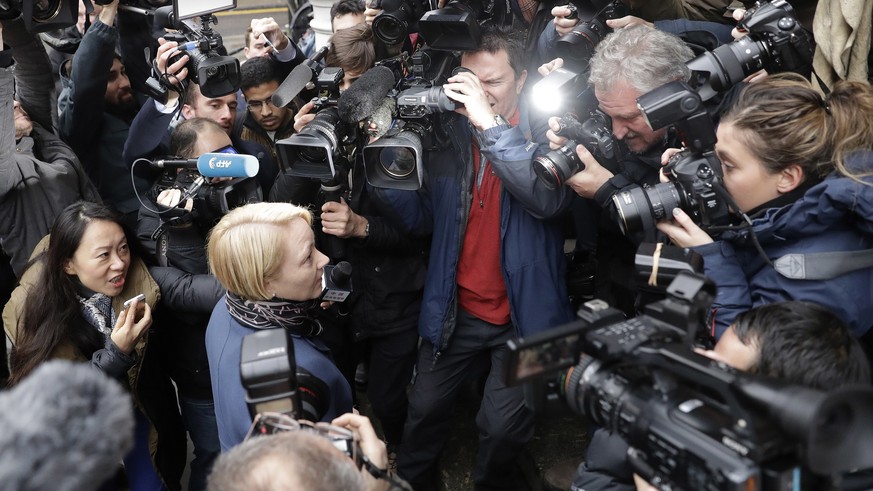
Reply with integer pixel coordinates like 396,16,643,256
151,153,260,178
321,261,353,302
338,66,396,124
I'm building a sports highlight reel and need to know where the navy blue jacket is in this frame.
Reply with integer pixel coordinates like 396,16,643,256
697,153,873,339
372,108,575,355
205,301,354,451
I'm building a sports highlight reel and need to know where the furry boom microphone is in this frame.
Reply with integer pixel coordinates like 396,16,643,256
337,66,397,124
0,360,134,491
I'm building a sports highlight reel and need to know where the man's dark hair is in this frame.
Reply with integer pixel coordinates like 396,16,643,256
469,24,528,79
732,301,871,390
170,117,225,158
240,56,282,92
330,0,365,21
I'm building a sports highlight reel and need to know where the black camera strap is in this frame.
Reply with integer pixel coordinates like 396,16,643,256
361,455,413,491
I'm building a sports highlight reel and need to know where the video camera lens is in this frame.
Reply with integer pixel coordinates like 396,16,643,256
612,182,685,236
363,126,425,190
533,144,584,190
277,107,347,180
372,0,422,46
373,14,407,46
32,0,63,22
378,147,417,179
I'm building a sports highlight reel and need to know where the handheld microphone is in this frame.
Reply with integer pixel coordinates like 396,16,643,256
320,261,353,302
151,153,260,178
337,65,397,124
0,360,134,491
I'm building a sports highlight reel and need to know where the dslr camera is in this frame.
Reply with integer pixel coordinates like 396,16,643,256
240,328,360,463
612,81,730,236
556,0,629,70
688,0,813,102
506,271,873,491
533,109,621,190
240,328,413,490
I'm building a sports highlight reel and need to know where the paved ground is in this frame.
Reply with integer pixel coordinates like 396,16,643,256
357,378,589,491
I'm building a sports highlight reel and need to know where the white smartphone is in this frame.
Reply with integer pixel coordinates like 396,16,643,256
122,293,145,311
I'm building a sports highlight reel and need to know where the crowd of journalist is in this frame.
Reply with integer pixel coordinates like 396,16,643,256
1,0,873,490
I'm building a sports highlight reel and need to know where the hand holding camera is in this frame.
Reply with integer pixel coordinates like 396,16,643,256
293,100,317,133
321,198,368,239
550,5,580,37
331,413,389,473
654,207,715,248
539,114,617,194
155,37,190,84
563,145,613,198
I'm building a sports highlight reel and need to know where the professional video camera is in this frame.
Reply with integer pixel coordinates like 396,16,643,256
150,0,240,98
556,0,629,70
611,81,730,236
688,0,813,102
360,48,459,190
0,0,82,32
505,271,873,490
418,0,513,51
275,50,353,182
533,109,622,190
370,0,512,51
370,0,430,46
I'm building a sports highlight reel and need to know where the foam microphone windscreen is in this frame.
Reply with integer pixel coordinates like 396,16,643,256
272,63,315,108
338,66,397,124
0,360,135,491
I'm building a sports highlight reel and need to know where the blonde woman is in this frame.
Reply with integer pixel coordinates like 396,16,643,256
205,202,353,450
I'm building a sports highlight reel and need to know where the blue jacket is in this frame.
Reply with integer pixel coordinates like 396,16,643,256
697,153,873,339
373,109,575,355
205,301,354,451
